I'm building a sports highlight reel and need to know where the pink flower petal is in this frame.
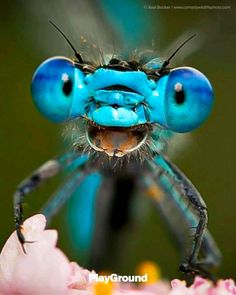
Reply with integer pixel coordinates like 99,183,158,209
215,279,236,295
193,276,208,289
191,276,212,294
68,262,95,290
170,279,194,295
1,214,236,295
0,215,73,295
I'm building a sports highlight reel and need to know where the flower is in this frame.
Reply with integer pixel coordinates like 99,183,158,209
0,214,94,295
170,276,236,295
0,214,235,295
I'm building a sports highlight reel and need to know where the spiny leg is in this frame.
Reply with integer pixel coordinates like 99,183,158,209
143,170,221,271
145,155,221,278
158,157,208,273
140,171,194,258
13,152,88,251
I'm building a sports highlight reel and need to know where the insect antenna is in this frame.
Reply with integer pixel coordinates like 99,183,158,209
158,33,197,74
49,20,84,63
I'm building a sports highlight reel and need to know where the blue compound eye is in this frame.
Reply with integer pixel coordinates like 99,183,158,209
31,57,76,123
163,67,214,132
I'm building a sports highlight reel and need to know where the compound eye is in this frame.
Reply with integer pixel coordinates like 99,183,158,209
164,67,214,132
31,57,75,122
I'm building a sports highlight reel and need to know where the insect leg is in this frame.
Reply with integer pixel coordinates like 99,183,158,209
146,155,221,277
41,170,89,222
13,152,88,251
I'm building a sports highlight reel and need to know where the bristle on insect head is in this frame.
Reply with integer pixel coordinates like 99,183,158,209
158,34,197,75
49,20,84,64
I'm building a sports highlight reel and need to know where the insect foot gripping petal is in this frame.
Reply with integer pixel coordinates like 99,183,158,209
13,159,63,252
14,197,35,254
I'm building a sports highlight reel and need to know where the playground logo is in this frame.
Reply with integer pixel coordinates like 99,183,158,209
89,273,148,284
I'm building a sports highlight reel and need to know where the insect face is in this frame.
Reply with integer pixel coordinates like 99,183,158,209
31,56,214,157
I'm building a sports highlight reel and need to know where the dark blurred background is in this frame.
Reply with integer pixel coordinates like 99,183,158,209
0,0,235,279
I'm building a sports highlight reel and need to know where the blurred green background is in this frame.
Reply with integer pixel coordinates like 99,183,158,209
0,0,235,280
